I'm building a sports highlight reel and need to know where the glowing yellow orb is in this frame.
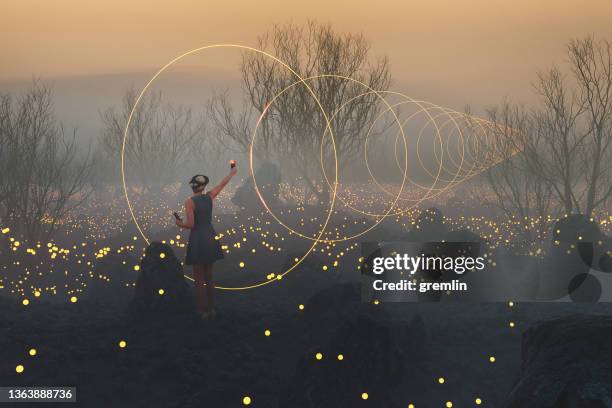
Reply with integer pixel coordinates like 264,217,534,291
337,354,344,361
22,299,29,306
15,365,24,373
438,377,445,384
119,340,127,348
264,329,271,336
159,253,166,259
134,265,140,271
158,289,165,295
29,348,37,356
489,356,496,363
361,393,368,400
315,352,323,360
239,262,245,268
70,296,78,303
298,304,304,310
446,402,453,408
475,398,482,405
242,396,252,405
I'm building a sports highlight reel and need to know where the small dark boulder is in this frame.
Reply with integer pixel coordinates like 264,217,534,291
552,215,602,244
505,315,612,408
404,207,448,242
129,242,193,319
232,162,281,210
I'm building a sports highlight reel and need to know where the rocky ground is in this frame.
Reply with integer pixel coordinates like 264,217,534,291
3,271,612,408
2,209,611,407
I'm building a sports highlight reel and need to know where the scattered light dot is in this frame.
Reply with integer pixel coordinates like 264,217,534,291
15,365,24,374
158,289,165,295
159,253,166,259
134,265,140,271
408,404,415,408
337,354,344,361
361,393,369,400
298,304,304,310
446,402,453,408
22,299,29,306
239,262,245,268
322,265,328,271
119,340,127,348
315,352,323,360
475,397,482,405
489,356,496,363
242,396,252,405
70,296,78,303
29,348,37,357
264,329,271,337
438,377,445,384
509,321,515,328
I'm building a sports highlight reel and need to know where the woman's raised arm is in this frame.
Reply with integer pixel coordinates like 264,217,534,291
209,168,237,199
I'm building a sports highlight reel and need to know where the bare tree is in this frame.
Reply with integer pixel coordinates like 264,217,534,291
531,66,586,214
530,36,612,215
101,88,204,194
482,100,555,240
208,21,392,201
0,82,94,241
568,36,612,214
483,36,612,230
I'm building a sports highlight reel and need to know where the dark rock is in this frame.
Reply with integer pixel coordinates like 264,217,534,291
505,315,612,408
128,242,193,319
552,215,602,244
538,216,608,301
444,228,483,244
232,162,281,209
404,207,448,241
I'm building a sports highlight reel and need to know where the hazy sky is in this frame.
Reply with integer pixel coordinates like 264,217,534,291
2,0,612,109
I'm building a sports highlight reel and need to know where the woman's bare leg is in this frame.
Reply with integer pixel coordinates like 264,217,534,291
193,264,206,314
202,264,214,312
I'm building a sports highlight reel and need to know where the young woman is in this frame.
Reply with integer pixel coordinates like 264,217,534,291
175,166,237,319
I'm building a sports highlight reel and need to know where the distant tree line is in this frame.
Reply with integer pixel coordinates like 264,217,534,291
2,26,609,244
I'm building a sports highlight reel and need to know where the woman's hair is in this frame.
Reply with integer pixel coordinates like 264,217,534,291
189,174,209,193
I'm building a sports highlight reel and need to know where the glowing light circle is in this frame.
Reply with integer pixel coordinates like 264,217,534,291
121,44,337,290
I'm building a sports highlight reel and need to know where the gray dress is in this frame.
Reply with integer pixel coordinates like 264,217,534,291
185,193,224,265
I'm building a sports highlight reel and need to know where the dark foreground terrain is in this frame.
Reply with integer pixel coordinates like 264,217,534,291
2,269,612,408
